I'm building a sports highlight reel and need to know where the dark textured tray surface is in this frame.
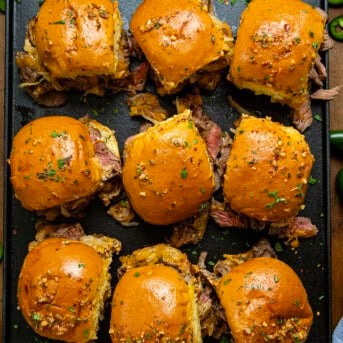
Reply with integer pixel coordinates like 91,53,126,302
4,0,330,342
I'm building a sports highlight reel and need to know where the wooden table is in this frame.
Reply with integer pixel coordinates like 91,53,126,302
0,6,342,338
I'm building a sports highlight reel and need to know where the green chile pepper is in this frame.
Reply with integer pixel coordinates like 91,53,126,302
328,0,343,5
330,130,343,152
336,168,343,201
329,15,343,41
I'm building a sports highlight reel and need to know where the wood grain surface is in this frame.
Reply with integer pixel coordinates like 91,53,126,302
0,5,342,339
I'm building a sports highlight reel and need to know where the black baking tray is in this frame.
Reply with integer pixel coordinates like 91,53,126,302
3,0,332,342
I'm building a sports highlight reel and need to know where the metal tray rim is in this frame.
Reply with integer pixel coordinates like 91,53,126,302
2,0,332,341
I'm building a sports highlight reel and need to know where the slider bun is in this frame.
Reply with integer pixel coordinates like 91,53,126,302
122,110,215,225
33,0,123,79
223,115,314,221
17,237,111,342
130,0,232,93
229,0,325,113
10,116,102,211
217,257,313,343
110,264,201,342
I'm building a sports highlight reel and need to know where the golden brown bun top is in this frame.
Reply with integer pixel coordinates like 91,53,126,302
10,116,102,211
130,0,233,93
33,0,122,78
122,111,215,225
17,238,104,342
217,257,313,343
110,264,199,342
229,0,325,111
223,115,314,221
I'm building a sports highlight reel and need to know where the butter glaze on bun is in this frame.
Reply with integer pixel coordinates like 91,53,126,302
110,264,200,342
130,0,233,94
122,110,215,225
217,257,313,343
17,236,121,342
109,244,201,342
9,115,120,215
223,115,314,222
32,0,125,79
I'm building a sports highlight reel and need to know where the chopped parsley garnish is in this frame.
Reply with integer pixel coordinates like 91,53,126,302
83,329,90,338
199,202,208,212
50,130,66,138
134,272,140,277
273,275,279,283
223,278,232,286
78,263,85,268
181,167,188,179
57,158,66,169
274,241,283,252
312,42,319,49
37,162,57,181
294,299,301,308
293,37,301,45
308,175,318,185
51,20,66,25
266,191,286,209
314,114,322,122
32,313,40,321
68,307,75,312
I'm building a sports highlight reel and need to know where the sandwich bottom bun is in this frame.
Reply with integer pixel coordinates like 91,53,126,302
109,244,202,342
17,236,121,343
217,257,313,343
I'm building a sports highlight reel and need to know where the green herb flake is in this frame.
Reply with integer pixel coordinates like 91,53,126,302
200,187,206,194
50,130,67,138
68,306,75,313
134,272,140,277
295,37,301,44
32,313,41,321
83,329,90,338
294,299,301,308
51,20,66,25
223,278,232,286
309,30,314,38
308,175,318,185
207,260,215,266
314,114,322,122
181,167,188,179
231,0,237,5
266,190,286,208
187,120,194,129
199,202,208,212
57,158,66,169
273,275,279,283
274,241,283,252
312,42,319,49
78,263,85,268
